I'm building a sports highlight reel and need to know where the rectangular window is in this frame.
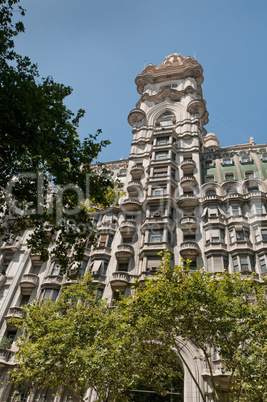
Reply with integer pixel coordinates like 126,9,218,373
79,260,88,276
118,263,128,272
96,288,103,300
211,229,220,243
160,120,172,127
107,235,114,248
206,175,215,182
208,205,218,218
233,257,239,273
51,263,61,276
43,289,59,302
147,256,161,271
236,230,244,241
255,204,264,215
99,234,107,248
152,185,167,196
255,228,260,242
232,204,240,216
149,230,163,243
261,229,267,241
222,158,233,166
245,171,254,179
153,167,168,177
260,257,267,273
155,151,168,160
101,260,109,275
205,160,213,167
156,137,169,145
240,256,249,271
248,186,259,193
241,156,251,164
214,255,223,272
225,173,234,181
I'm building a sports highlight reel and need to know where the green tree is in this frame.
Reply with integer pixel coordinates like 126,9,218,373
11,254,267,401
11,274,132,402
116,253,267,401
0,0,117,274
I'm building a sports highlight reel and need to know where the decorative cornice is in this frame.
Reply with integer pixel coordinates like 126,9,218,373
136,55,203,94
135,86,199,109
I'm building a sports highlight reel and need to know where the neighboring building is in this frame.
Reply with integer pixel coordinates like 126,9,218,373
0,53,267,400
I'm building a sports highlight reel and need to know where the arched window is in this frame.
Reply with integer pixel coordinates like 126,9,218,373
206,189,216,196
156,111,175,127
226,187,237,194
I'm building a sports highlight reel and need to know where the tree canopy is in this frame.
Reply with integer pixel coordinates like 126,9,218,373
11,254,267,401
0,0,117,275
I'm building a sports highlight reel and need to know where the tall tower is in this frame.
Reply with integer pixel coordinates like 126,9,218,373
126,53,209,272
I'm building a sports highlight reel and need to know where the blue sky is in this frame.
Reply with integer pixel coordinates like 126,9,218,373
14,0,267,162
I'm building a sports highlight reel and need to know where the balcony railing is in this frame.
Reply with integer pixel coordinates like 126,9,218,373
115,244,134,261
180,241,200,257
41,275,63,288
110,271,130,289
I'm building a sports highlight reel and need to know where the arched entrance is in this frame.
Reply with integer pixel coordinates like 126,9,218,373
126,366,184,401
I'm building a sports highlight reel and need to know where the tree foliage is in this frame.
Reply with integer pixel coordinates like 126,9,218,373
11,254,267,401
12,274,137,402
0,0,117,275
116,253,267,401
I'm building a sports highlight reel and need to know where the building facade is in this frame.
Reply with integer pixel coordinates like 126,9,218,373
0,53,267,400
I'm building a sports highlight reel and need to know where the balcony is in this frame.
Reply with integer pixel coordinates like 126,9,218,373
204,242,228,254
20,274,39,294
30,254,43,267
138,271,156,283
127,181,142,197
62,277,77,287
243,191,267,201
202,194,221,204
119,220,136,236
229,241,253,252
180,159,196,174
98,221,117,232
139,242,173,258
0,241,20,256
254,241,267,253
5,307,25,331
222,193,243,202
180,176,197,188
41,275,63,289
177,194,199,208
5,306,25,320
130,165,144,180
180,216,197,231
128,108,146,127
121,198,141,211
115,244,134,262
110,271,130,289
180,241,200,258
187,99,207,118
0,349,15,367
91,246,112,259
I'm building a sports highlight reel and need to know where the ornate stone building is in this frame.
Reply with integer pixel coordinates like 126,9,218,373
0,53,267,400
